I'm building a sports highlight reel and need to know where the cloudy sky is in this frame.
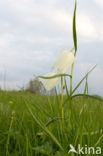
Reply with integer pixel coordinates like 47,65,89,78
0,0,103,96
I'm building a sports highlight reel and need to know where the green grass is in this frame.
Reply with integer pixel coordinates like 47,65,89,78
0,90,103,156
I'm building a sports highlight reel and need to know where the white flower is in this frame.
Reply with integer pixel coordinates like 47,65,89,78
40,72,59,91
52,50,75,73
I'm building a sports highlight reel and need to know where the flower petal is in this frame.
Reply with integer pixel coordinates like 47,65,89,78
52,50,75,73
52,50,67,70
40,72,59,91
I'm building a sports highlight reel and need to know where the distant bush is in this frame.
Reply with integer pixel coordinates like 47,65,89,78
26,79,55,95
26,79,44,94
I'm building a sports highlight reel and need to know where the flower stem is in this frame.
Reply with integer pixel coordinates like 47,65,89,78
61,76,64,124
70,63,74,96
69,63,75,126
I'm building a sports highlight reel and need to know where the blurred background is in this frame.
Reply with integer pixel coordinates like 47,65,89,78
0,0,103,96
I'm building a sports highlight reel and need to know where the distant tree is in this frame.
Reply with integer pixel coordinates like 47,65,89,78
26,79,45,94
26,79,55,95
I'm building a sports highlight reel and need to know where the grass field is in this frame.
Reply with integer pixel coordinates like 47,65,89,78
0,90,103,156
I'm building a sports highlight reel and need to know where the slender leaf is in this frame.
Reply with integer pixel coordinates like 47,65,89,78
63,65,97,105
36,73,71,79
37,117,67,137
73,0,77,55
72,65,96,95
55,88,59,106
26,103,64,151
72,94,103,102
64,77,69,97
95,134,103,147
45,117,67,127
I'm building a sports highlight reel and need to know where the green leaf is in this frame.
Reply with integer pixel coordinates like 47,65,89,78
55,88,59,106
36,73,71,79
64,65,97,105
72,65,96,95
45,117,67,127
26,103,64,151
84,76,88,95
64,77,69,97
72,94,103,102
73,0,77,55
37,117,67,137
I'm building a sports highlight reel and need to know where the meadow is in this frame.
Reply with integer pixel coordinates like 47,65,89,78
0,90,103,156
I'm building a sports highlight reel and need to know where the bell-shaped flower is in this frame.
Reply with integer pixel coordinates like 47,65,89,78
40,72,59,91
52,50,75,74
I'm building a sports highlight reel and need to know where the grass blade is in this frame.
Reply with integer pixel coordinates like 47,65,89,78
72,65,96,95
26,103,64,151
64,77,69,97
45,117,67,127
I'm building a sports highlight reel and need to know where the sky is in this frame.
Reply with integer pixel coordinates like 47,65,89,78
0,0,103,96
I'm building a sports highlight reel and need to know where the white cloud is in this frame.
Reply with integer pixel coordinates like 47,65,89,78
77,14,97,39
0,80,26,90
94,0,103,8
51,10,72,32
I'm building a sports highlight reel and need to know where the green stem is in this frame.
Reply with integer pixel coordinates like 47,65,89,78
70,63,74,96
69,63,74,127
61,76,64,125
61,77,64,112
